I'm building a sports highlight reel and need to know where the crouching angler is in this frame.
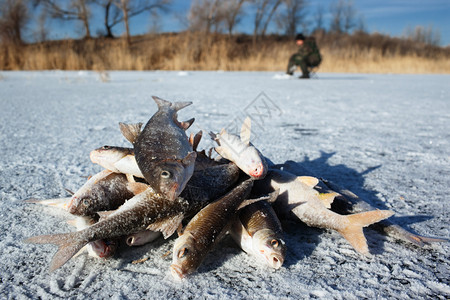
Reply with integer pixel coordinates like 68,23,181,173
286,33,322,79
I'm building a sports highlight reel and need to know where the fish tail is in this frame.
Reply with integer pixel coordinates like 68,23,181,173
383,223,448,246
24,197,72,211
152,96,192,112
24,232,88,272
338,210,394,255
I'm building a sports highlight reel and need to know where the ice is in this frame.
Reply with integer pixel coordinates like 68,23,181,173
0,71,449,299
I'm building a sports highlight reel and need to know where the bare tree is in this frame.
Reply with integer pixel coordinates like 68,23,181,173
94,0,121,38
329,0,343,33
0,0,29,45
42,0,94,38
252,0,282,42
342,0,355,33
277,0,307,38
222,0,247,36
113,0,171,44
330,0,357,34
405,25,441,46
34,8,49,42
312,4,325,33
188,0,224,34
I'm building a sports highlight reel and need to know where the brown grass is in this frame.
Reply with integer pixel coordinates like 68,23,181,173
1,31,449,73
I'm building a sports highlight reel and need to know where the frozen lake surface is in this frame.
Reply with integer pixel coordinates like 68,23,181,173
0,71,449,299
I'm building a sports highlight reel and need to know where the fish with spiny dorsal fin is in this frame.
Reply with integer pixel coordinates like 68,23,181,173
210,117,267,179
121,96,197,201
88,144,240,209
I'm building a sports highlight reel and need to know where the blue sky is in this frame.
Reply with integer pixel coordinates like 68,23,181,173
39,0,450,46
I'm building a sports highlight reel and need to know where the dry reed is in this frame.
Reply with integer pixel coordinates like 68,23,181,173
1,32,449,74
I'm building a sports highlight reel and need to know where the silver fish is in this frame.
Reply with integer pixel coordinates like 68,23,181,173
211,117,267,179
25,187,190,271
90,145,142,178
321,179,448,247
88,144,241,212
277,161,448,247
68,170,137,216
170,179,254,280
125,230,161,246
253,169,394,255
230,198,286,269
132,96,197,201
68,216,117,259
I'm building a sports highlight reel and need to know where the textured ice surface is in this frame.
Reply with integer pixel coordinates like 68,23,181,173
0,71,449,299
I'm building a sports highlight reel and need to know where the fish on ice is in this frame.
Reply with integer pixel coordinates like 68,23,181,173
123,96,197,201
253,169,394,255
230,193,286,269
210,117,268,179
170,179,254,280
25,187,191,271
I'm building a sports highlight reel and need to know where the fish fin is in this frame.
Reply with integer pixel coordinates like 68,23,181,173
24,232,87,272
73,245,87,258
296,176,319,188
66,219,78,227
237,197,268,210
338,210,394,255
64,188,75,195
152,96,192,112
267,189,280,203
408,235,448,244
192,131,203,151
127,182,149,195
318,192,338,209
24,197,72,211
176,224,184,237
126,174,135,183
97,210,115,219
119,122,142,145
383,224,448,246
178,118,195,130
240,117,251,145
189,133,194,146
147,214,184,239
209,131,219,144
182,151,197,167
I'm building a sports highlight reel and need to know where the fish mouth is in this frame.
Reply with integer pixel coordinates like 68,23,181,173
126,235,138,246
67,197,78,214
267,254,284,269
163,183,180,201
90,240,114,258
170,264,185,280
249,163,266,178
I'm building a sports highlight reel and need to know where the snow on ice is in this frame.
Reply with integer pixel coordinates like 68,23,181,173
0,71,449,299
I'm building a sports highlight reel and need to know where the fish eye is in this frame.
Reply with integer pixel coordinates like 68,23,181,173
82,199,90,206
101,145,111,150
271,239,279,248
178,247,188,258
160,170,172,179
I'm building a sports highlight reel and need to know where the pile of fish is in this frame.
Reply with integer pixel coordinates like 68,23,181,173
25,96,446,280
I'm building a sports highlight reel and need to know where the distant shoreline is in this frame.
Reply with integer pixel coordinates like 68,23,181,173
2,32,449,74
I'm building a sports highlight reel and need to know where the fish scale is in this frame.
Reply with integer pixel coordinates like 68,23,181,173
134,96,196,201
170,179,254,279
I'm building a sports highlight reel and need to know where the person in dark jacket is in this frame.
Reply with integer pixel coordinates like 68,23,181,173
286,33,322,78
